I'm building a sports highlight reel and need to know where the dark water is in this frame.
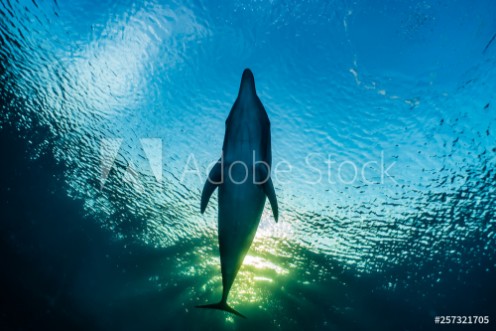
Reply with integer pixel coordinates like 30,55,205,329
1,0,496,330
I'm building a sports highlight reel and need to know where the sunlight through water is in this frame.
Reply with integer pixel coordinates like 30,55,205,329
1,0,496,329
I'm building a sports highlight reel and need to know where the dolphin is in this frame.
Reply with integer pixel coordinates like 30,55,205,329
196,69,279,318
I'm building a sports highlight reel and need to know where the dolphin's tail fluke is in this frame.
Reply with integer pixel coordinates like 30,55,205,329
195,301,246,318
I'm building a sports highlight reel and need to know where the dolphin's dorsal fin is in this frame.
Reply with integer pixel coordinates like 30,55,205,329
201,161,223,213
256,164,279,222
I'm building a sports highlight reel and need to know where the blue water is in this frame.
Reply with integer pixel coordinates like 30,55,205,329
1,0,495,330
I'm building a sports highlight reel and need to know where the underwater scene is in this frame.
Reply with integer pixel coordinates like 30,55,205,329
1,0,495,330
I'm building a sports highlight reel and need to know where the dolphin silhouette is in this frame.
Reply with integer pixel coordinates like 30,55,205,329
196,69,279,318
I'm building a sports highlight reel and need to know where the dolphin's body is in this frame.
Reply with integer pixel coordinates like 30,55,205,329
196,69,279,318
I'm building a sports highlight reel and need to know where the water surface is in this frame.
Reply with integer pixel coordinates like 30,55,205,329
1,0,495,330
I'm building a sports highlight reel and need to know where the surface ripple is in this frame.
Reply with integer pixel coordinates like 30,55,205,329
1,0,495,296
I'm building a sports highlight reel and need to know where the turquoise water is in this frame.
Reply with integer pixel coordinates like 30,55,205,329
1,0,495,330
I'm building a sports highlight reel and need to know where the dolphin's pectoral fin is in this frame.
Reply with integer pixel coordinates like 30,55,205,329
201,162,222,213
263,177,279,222
256,164,279,222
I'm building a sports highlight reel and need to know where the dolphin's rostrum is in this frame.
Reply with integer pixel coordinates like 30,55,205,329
196,69,279,318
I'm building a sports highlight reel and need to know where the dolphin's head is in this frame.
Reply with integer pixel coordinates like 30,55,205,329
238,68,256,96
